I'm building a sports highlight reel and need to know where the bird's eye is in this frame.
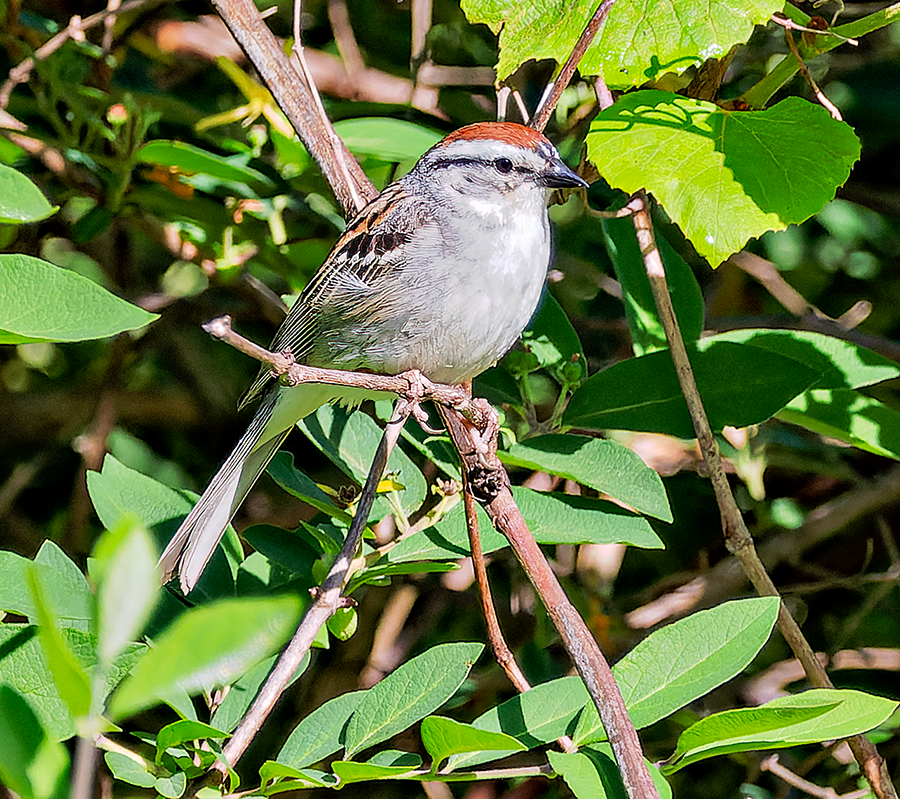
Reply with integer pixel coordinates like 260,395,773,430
494,157,513,174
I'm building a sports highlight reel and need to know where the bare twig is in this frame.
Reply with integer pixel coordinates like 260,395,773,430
462,488,532,695
771,12,859,45
761,754,871,799
202,316,476,420
291,0,365,212
529,0,615,132
461,481,577,756
71,737,98,799
0,0,158,111
783,27,843,120
630,190,896,799
438,406,659,799
327,0,365,76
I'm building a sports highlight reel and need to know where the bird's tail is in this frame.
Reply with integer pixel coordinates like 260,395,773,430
159,384,335,593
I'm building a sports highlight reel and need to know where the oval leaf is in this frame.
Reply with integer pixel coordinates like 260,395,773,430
664,688,898,773
421,716,525,769
278,691,366,769
563,340,821,437
575,597,780,744
708,329,899,390
332,118,441,162
344,642,483,757
0,254,157,344
138,140,270,187
587,92,861,266
107,596,302,721
501,434,671,521
0,164,57,223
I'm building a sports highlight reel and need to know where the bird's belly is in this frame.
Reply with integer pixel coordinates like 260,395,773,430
310,220,550,384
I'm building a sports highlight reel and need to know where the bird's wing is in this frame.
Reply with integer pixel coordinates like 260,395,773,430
239,182,434,408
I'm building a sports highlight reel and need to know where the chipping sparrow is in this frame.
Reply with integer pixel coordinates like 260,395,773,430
160,121,587,592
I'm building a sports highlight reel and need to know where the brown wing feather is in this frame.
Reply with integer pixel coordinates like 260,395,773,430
239,182,432,408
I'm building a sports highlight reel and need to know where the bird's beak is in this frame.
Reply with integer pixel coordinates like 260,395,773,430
542,159,589,189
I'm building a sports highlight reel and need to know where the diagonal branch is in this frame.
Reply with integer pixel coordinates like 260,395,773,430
629,189,897,799
529,0,615,132
210,0,376,215
438,406,659,799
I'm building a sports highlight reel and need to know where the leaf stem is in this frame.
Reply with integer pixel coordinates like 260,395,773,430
741,2,900,109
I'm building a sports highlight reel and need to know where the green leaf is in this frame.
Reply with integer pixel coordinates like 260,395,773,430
153,769,187,798
587,92,861,266
385,487,662,564
331,756,421,784
563,340,822,437
0,684,68,799
708,329,900,389
549,748,622,799
94,517,159,667
501,434,671,521
344,642,483,757
137,140,271,187
779,388,900,460
462,0,779,86
297,404,427,515
602,216,705,354
103,751,156,788
266,452,350,523
86,455,242,596
549,746,672,799
0,625,76,741
0,164,57,223
420,716,525,769
447,676,589,771
0,254,157,344
575,597,780,744
259,760,337,789
521,293,588,386
156,720,228,763
107,596,303,721
278,691,365,769
663,688,898,773
332,118,442,162
87,454,193,531
0,542,93,631
27,567,92,722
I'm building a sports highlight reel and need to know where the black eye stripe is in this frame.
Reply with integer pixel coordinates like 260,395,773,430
430,156,533,176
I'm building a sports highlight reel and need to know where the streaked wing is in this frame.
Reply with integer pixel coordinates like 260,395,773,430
240,181,433,407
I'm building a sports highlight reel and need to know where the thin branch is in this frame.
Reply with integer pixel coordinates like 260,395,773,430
463,484,530,692
291,0,365,212
0,0,159,111
630,190,897,799
771,12,859,45
210,0,375,216
783,27,843,120
202,316,475,418
215,397,410,775
760,754,871,799
529,0,615,132
438,406,659,799
327,0,365,76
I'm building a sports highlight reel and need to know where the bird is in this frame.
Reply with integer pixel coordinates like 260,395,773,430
159,121,588,593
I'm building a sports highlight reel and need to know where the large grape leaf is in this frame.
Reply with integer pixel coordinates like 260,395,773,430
461,0,779,87
587,92,860,266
